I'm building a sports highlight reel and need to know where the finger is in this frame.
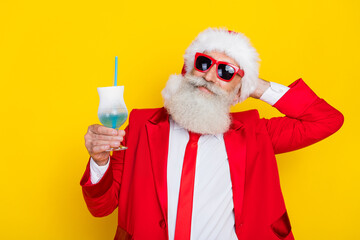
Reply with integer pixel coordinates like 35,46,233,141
92,134,123,141
91,144,111,153
117,129,126,137
90,124,118,136
92,140,121,147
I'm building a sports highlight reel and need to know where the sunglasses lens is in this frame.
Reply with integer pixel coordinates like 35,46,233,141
195,56,212,71
218,64,235,80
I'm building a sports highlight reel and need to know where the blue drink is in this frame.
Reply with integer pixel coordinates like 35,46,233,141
97,85,128,150
98,111,128,129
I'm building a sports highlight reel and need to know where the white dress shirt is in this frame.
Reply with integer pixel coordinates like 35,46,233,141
167,120,238,240
89,82,289,239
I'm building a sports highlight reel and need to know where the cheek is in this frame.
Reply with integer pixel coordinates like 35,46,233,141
191,69,204,77
219,81,240,93
217,79,231,90
226,77,242,92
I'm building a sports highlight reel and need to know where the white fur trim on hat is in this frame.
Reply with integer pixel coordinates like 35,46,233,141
183,27,260,102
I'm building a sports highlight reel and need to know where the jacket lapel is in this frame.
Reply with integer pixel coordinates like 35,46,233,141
224,119,246,227
145,107,170,224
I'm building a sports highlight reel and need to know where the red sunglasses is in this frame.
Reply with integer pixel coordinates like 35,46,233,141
194,52,244,81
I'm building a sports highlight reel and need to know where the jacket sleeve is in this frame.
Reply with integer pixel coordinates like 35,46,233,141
80,126,128,217
261,78,344,154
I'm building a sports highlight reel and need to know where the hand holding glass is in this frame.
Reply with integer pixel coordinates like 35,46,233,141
97,86,128,151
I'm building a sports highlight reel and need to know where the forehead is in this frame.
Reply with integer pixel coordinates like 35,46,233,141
203,51,239,67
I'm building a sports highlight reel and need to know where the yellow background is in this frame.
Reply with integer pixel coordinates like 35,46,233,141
1,0,359,239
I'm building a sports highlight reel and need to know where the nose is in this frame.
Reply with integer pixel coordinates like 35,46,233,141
203,64,218,83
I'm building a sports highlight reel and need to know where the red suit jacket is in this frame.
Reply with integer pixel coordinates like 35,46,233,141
81,79,343,240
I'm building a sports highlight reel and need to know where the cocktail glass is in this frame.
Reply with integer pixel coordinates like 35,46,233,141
97,86,128,151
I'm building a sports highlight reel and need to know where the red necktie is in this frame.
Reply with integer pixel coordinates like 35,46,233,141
174,132,201,240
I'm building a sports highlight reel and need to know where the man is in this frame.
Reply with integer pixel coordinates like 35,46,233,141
81,28,344,240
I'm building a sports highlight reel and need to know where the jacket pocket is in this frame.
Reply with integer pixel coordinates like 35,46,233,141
271,211,292,239
114,225,133,240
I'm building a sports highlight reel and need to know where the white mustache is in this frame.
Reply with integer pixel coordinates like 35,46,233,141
184,74,228,97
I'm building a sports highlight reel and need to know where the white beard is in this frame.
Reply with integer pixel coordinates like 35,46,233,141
162,74,240,135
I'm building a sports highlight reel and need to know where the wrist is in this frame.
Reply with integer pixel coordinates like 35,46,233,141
251,78,270,99
93,158,109,166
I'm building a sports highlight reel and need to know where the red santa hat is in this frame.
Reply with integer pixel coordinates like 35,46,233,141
182,27,260,102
